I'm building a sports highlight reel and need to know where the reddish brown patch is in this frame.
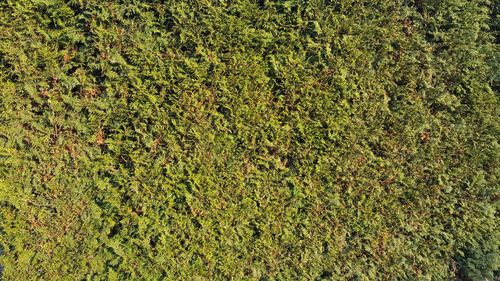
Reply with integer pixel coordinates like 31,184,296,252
63,53,71,63
96,129,105,145
420,131,430,142
83,87,100,98
403,19,413,36
41,89,50,97
51,76,59,87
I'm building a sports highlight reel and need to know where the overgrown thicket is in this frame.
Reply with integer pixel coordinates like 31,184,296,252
0,0,498,280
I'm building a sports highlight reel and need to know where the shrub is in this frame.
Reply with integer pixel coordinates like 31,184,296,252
0,0,498,279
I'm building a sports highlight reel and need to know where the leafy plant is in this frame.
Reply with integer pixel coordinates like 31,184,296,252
0,0,498,280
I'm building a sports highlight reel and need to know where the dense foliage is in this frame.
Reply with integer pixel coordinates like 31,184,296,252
0,0,498,280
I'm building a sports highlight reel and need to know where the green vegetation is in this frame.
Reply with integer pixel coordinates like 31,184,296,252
0,0,498,279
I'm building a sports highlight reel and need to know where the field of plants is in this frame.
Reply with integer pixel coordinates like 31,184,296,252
0,0,498,280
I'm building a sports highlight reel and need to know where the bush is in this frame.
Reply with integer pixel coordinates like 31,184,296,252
0,0,498,279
